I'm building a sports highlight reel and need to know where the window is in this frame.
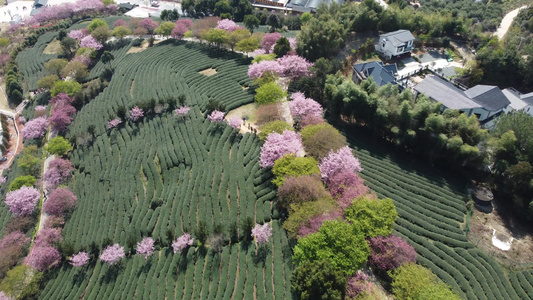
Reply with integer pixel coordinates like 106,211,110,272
382,41,386,48
397,46,404,53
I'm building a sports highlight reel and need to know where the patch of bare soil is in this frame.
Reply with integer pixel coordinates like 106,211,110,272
468,207,533,270
43,38,62,55
127,40,148,53
198,68,217,76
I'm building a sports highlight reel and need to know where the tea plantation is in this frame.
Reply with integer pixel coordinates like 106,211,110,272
343,128,533,300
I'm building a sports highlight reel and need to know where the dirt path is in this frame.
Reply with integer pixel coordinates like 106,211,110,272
495,6,528,40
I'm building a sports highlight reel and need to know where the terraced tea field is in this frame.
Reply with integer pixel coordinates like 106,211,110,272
343,128,533,300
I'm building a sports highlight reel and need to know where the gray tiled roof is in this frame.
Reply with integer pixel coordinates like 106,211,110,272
414,75,481,109
353,61,397,87
34,0,47,7
502,88,527,110
380,30,415,47
465,85,510,111
521,92,533,106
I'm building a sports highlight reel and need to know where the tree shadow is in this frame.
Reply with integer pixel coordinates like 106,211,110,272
136,258,153,276
72,269,87,286
253,245,270,266
99,264,122,284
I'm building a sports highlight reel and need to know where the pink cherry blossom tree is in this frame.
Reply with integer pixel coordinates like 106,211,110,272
327,170,370,210
139,18,159,34
171,23,188,40
21,116,48,140
368,235,417,271
298,209,342,237
70,251,89,267
100,244,125,265
261,32,281,53
277,55,313,79
227,116,241,129
113,19,127,28
300,114,325,127
346,271,374,298
44,158,73,190
174,106,190,117
49,103,76,132
43,187,77,216
0,291,11,300
208,110,225,122
136,237,155,259
177,19,193,28
247,60,283,80
251,223,272,245
68,29,86,40
5,186,40,216
216,19,240,32
34,228,62,247
0,176,6,185
25,246,61,271
319,146,362,181
108,118,123,129
0,231,30,249
172,233,194,254
50,93,75,106
289,92,323,121
287,37,297,50
260,130,303,167
80,35,103,50
130,106,144,122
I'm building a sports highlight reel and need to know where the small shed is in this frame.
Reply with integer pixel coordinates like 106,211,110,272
472,186,493,213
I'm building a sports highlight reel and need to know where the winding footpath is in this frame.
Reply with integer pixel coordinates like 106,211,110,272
495,5,528,40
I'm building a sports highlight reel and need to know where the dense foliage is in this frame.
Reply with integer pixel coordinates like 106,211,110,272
291,260,346,300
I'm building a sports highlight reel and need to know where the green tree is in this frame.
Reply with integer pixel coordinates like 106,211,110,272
258,120,293,141
267,14,281,32
243,14,260,33
18,145,41,176
272,154,320,186
60,61,88,82
155,21,177,37
0,37,10,47
343,196,398,238
227,29,251,50
300,123,346,159
230,0,252,22
51,80,82,97
254,82,286,105
91,25,111,44
0,265,43,300
88,18,108,32
37,75,59,90
300,12,313,24
283,196,337,236
47,136,73,156
101,51,115,65
274,37,291,58
235,37,260,53
291,260,346,300
298,18,346,61
214,0,232,17
252,54,276,64
204,29,229,46
293,220,370,275
112,25,132,39
60,37,77,58
44,58,68,76
390,264,461,300
9,175,37,192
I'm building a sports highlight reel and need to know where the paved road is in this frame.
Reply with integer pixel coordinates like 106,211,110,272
495,5,527,40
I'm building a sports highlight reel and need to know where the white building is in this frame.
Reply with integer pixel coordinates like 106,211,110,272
375,30,415,60
414,75,510,128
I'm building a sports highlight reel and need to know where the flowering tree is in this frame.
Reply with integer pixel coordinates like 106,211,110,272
113,19,127,28
70,251,89,267
277,55,313,79
261,32,281,53
289,92,323,121
0,176,6,184
216,19,240,32
301,114,325,127
108,118,123,129
227,116,241,129
260,130,303,167
171,23,188,39
72,54,91,67
172,233,194,254
5,186,40,216
136,237,155,259
0,291,11,300
80,35,103,50
346,271,374,298
43,187,77,216
251,223,272,244
21,116,48,140
0,231,30,249
25,246,61,271
68,29,86,40
139,18,159,34
208,110,225,122
247,60,283,80
44,158,73,190
368,235,417,271
327,170,370,210
18,116,26,124
34,228,62,247
35,105,47,111
288,37,297,50
50,93,75,106
100,244,125,265
129,106,144,122
50,103,76,132
319,146,362,181
298,209,342,237
174,106,190,117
